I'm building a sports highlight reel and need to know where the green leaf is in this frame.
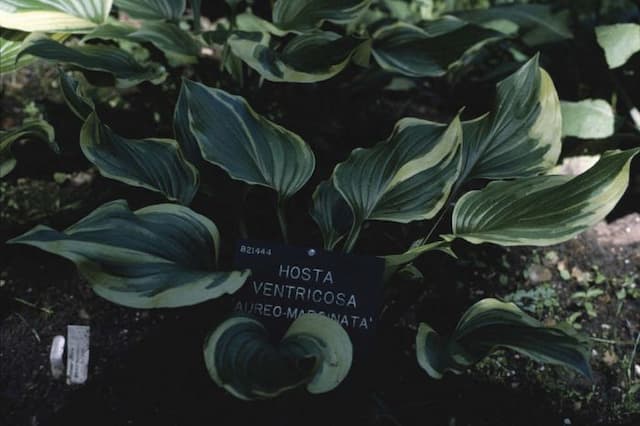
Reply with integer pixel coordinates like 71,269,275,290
85,21,201,66
1,30,69,74
371,18,503,77
0,0,113,32
458,55,561,182
191,0,201,32
17,37,166,88
382,240,454,280
180,80,315,199
561,99,615,139
310,179,353,250
595,23,640,69
0,119,58,178
333,116,461,227
458,4,573,46
272,0,372,32
416,298,592,379
203,313,352,400
451,149,640,247
228,30,369,83
59,70,95,120
114,0,185,21
8,200,249,308
173,82,203,167
80,112,199,204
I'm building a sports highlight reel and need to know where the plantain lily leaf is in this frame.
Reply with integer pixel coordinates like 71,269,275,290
416,298,592,379
9,200,250,308
457,4,573,46
310,179,353,250
595,23,640,69
180,80,315,199
84,21,201,66
80,112,199,204
114,0,185,21
458,55,561,182
333,117,461,233
561,99,615,139
0,119,58,178
59,71,95,120
0,0,113,32
371,18,503,78
451,148,639,247
204,313,353,400
1,30,68,74
235,12,289,36
17,37,166,88
383,240,454,273
173,83,203,167
272,0,372,32
228,30,369,83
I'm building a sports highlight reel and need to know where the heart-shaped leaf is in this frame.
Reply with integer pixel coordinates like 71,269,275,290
204,313,352,400
417,298,592,379
458,55,561,182
80,112,199,204
180,80,315,199
0,0,113,32
9,200,249,308
114,0,185,21
272,0,372,32
452,148,639,246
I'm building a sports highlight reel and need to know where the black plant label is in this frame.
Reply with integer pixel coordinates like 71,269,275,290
232,240,385,355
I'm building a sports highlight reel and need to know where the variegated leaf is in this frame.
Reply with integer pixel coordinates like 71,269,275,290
114,0,185,21
0,119,58,178
180,80,315,199
451,148,639,246
417,298,591,379
204,313,352,400
0,0,113,32
9,200,249,308
310,179,353,250
0,30,68,74
458,55,561,182
272,0,372,32
80,112,199,204
59,70,95,120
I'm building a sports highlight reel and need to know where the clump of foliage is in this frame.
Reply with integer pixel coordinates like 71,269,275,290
2,0,639,401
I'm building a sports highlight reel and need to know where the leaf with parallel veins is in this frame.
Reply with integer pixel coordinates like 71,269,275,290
272,0,372,33
0,0,113,32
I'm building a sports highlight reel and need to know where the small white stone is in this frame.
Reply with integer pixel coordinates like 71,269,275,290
563,418,572,425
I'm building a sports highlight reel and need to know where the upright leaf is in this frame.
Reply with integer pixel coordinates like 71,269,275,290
204,313,352,400
272,0,372,32
180,80,315,199
561,99,615,139
595,23,640,69
0,0,113,32
17,37,166,88
9,200,250,308
0,119,58,178
228,30,368,83
114,0,185,20
451,149,639,247
458,55,561,182
59,71,95,120
417,298,592,379
371,18,502,77
80,112,199,204
310,179,353,250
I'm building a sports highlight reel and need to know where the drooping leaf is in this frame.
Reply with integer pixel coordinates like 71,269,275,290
204,313,353,400
417,298,592,379
595,23,640,69
458,55,562,182
114,0,185,21
9,200,249,308
1,30,68,74
457,4,573,46
59,70,95,120
80,112,199,204
0,0,113,32
310,179,353,250
0,119,58,178
17,37,166,88
235,12,289,36
180,80,315,199
85,21,201,66
333,116,461,228
561,99,615,139
371,18,503,77
272,0,372,32
228,30,369,83
451,149,639,247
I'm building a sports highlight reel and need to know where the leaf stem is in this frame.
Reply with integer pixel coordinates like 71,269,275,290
277,198,289,244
